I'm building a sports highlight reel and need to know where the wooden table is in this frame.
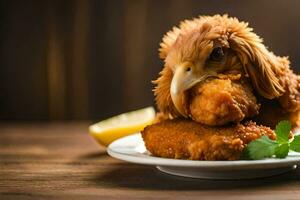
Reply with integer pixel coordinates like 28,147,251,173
1,122,300,200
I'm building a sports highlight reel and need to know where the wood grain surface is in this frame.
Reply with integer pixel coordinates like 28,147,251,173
1,122,300,200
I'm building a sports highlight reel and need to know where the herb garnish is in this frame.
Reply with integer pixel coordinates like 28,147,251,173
245,120,300,160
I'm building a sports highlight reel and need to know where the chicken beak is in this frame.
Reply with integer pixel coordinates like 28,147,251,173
170,65,206,117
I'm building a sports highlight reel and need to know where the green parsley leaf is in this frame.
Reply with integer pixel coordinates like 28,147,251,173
275,143,289,158
275,120,291,143
290,135,300,152
247,135,278,160
245,120,295,160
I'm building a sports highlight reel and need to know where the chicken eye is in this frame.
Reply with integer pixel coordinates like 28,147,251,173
209,47,224,61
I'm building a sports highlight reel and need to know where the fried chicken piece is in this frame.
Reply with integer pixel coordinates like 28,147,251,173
188,76,260,126
141,119,275,160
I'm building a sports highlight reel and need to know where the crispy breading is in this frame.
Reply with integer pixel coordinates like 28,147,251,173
142,119,275,160
189,77,259,126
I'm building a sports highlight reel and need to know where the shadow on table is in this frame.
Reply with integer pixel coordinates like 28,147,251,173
91,163,299,191
78,151,108,159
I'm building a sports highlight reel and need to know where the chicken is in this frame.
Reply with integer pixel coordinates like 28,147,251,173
142,119,276,160
143,14,300,161
153,14,300,128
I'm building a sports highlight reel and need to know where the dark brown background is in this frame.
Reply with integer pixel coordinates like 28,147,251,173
1,0,300,121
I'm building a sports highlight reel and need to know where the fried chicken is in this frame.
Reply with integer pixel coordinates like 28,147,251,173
189,75,259,126
142,119,275,160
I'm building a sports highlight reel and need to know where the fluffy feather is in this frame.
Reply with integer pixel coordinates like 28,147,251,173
154,14,300,127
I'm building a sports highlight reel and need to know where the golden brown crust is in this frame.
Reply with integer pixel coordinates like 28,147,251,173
142,119,275,161
189,77,259,126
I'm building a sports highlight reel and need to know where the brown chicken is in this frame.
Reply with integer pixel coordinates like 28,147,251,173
143,14,300,161
153,14,300,127
142,119,275,160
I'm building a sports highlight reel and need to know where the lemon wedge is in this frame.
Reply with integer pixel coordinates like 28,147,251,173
89,107,156,146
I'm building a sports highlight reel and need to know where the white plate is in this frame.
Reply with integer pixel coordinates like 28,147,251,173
107,133,300,179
